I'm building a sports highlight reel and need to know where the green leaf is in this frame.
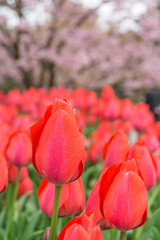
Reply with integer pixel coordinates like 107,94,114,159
21,210,42,240
137,208,160,240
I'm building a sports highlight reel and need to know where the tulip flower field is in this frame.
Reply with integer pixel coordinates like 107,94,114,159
0,85,160,240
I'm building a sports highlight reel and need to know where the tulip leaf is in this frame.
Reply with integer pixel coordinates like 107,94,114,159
0,208,6,228
137,208,160,240
20,210,42,240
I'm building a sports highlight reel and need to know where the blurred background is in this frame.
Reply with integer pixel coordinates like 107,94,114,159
0,0,160,112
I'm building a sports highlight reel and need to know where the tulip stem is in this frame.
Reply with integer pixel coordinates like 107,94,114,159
6,167,21,237
148,183,160,209
119,231,126,240
132,229,137,240
6,183,13,212
11,167,21,208
48,185,62,240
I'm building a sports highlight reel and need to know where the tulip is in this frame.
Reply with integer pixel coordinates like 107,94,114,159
104,97,121,120
5,131,32,167
86,172,110,230
113,119,133,134
99,160,148,231
18,177,33,198
0,152,8,192
154,154,160,181
43,227,50,240
103,130,130,167
140,132,159,153
126,139,157,190
57,212,103,240
8,162,28,184
132,103,155,131
30,99,85,185
0,127,8,151
101,85,115,101
38,177,85,218
120,99,134,120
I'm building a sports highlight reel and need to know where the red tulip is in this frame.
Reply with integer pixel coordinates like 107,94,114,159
18,177,33,198
5,131,32,167
8,162,28,183
140,132,159,153
126,139,157,190
113,119,133,134
38,177,85,218
86,172,110,230
103,130,130,167
101,86,115,101
43,227,50,240
30,99,85,184
153,154,160,181
87,121,111,163
99,160,148,231
104,97,121,120
0,152,8,192
57,212,103,240
120,99,134,120
0,127,8,151
132,103,155,131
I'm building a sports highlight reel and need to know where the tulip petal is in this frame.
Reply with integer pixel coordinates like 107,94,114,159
30,105,53,174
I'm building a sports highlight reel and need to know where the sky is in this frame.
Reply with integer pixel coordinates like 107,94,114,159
0,0,147,32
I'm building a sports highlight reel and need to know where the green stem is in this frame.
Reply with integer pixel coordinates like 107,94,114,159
6,167,21,237
148,183,160,209
119,231,126,240
6,183,13,212
48,185,62,240
132,229,137,240
12,167,21,208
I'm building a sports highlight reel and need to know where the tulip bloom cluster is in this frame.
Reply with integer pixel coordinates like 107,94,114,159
0,85,159,240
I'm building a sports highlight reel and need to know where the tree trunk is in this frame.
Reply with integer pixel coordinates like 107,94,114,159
48,63,55,87
22,70,32,88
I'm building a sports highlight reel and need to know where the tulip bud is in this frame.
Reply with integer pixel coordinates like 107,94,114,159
99,160,148,231
38,177,85,218
30,99,85,185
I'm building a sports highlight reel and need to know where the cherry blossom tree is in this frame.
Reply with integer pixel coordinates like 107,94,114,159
0,0,159,97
